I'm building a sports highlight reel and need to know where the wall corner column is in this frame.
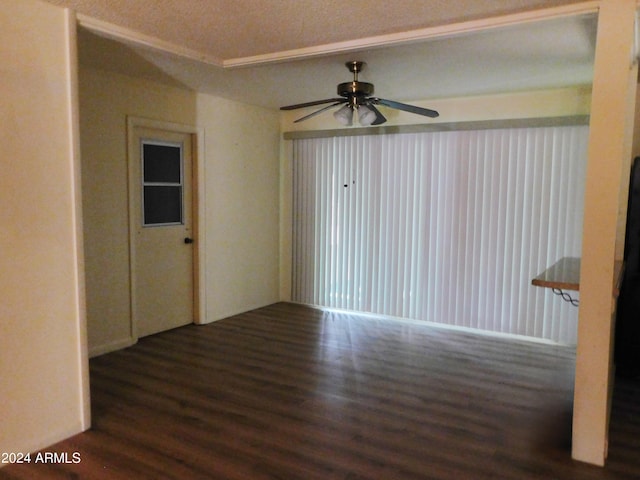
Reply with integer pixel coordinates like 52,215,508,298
572,0,638,466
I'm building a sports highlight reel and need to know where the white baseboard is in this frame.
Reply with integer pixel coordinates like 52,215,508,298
89,337,137,358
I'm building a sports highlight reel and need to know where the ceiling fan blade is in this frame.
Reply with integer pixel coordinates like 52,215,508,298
373,98,439,118
293,102,344,123
280,98,346,111
367,103,387,125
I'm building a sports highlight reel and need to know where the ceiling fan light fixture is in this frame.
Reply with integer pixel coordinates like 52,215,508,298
281,61,439,126
357,105,377,126
333,104,353,126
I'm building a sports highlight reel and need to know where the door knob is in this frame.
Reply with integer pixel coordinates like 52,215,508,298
184,237,194,244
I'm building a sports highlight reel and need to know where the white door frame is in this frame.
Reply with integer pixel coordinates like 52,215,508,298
127,116,206,342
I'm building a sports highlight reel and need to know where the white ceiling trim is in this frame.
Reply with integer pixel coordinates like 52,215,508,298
224,1,600,68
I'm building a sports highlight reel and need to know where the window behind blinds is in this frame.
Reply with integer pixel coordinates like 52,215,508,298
292,126,588,344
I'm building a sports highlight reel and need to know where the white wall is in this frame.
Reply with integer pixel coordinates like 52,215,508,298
80,67,281,355
0,0,90,455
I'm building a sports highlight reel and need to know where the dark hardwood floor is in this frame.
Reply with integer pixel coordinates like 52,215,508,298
3,302,640,479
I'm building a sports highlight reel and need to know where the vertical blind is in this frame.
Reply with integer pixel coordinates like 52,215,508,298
292,126,588,344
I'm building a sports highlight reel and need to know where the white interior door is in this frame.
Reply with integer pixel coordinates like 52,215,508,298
130,126,194,337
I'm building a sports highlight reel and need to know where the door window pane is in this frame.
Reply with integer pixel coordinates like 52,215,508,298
143,144,181,183
143,186,182,225
141,140,183,226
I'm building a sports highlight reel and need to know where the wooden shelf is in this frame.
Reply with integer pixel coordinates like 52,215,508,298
531,257,625,299
532,257,581,291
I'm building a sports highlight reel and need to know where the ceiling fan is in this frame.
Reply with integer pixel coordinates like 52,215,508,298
280,61,439,126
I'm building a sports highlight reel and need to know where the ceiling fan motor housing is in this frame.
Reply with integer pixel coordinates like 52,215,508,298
337,82,374,107
338,61,373,106
337,81,374,97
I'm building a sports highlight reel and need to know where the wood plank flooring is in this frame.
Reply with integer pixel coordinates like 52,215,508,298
3,302,640,479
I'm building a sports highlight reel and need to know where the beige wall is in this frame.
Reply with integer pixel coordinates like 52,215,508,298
281,85,592,132
79,68,198,354
80,67,281,356
196,94,281,322
0,0,89,455
573,0,638,465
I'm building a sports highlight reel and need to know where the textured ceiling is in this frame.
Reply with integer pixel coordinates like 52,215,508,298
43,0,596,110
